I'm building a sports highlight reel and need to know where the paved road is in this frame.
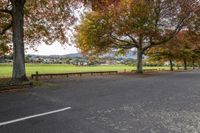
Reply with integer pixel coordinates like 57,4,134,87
1,71,200,133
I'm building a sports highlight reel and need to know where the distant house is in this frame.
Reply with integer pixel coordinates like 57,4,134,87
70,59,89,66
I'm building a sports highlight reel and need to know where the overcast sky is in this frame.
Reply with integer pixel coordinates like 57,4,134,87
26,42,78,55
26,5,88,56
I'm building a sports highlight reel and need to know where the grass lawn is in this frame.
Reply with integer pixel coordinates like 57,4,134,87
0,63,171,78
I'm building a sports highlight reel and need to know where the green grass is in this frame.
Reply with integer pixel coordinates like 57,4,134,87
0,63,170,78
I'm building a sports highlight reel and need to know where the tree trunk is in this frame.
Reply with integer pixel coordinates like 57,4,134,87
192,58,195,70
183,58,187,70
11,0,28,83
136,48,143,73
198,61,200,69
169,59,173,71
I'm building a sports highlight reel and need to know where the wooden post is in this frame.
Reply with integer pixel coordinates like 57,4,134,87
36,71,39,81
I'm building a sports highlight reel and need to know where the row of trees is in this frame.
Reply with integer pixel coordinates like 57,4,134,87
75,0,200,73
147,31,200,71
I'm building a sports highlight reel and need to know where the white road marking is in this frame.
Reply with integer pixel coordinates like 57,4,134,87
0,107,71,126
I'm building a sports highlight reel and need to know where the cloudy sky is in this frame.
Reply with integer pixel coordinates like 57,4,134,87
26,42,78,55
26,5,88,56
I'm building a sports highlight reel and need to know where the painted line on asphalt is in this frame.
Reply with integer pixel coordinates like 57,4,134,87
0,107,71,127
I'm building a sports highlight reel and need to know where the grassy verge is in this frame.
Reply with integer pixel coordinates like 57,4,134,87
0,63,172,78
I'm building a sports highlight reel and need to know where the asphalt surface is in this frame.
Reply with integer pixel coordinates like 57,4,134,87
0,71,200,133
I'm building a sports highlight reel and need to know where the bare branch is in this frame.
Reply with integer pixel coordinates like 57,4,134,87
111,42,135,49
109,33,138,47
147,13,189,51
125,34,138,45
110,34,130,44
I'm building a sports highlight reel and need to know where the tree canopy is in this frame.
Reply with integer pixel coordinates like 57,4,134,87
0,0,78,45
76,0,200,73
